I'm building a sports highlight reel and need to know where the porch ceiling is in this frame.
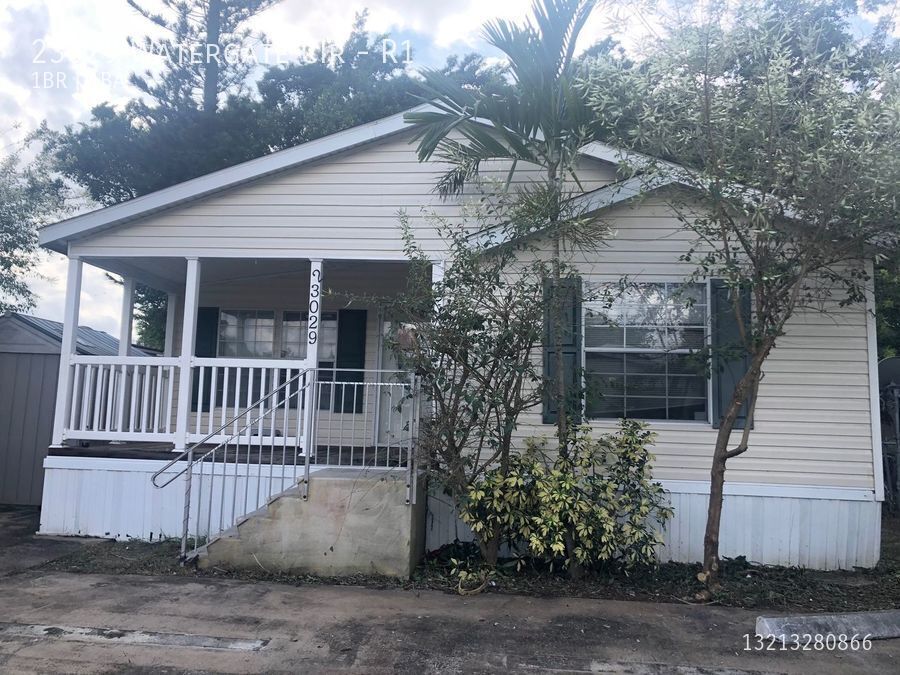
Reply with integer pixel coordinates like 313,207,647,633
82,256,413,295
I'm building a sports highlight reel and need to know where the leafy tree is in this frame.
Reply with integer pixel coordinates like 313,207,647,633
41,9,504,346
405,0,607,450
0,144,67,312
392,204,549,566
126,0,282,114
583,0,900,591
244,12,509,150
876,256,900,358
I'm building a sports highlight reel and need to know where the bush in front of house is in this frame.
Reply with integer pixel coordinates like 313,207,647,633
459,420,673,577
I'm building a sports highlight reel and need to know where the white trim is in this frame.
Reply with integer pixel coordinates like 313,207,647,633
865,262,885,501
71,248,415,261
41,104,639,256
118,277,135,356
660,479,875,502
175,258,201,450
38,105,435,252
70,355,180,366
43,454,321,475
51,256,82,446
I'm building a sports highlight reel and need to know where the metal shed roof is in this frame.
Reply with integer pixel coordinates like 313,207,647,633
2,312,151,356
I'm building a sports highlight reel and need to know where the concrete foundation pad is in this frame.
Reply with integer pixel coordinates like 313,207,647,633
201,468,425,578
757,610,900,642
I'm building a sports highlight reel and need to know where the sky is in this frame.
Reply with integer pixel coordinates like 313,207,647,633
0,0,893,337
0,0,652,337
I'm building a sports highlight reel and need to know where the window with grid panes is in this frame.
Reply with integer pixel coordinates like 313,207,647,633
583,282,709,422
217,310,275,357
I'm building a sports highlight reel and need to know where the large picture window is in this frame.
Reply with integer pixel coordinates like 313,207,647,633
584,282,709,422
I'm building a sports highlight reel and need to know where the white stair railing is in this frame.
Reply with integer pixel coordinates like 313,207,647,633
151,367,422,560
152,368,314,558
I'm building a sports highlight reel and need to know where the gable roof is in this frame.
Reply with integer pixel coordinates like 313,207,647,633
39,103,437,253
40,104,659,254
1,312,151,356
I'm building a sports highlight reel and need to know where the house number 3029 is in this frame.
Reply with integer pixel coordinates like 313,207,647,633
308,267,321,345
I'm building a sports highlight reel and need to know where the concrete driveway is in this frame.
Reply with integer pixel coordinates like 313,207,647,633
0,507,897,674
0,570,897,674
0,506,99,577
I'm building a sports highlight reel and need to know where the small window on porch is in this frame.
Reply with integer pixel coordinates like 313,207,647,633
218,310,275,358
281,311,338,361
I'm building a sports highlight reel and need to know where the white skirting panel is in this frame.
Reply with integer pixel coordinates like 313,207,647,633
39,456,315,541
659,490,881,570
425,481,882,570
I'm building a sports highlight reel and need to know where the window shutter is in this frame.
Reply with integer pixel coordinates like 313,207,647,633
710,280,752,429
542,277,582,425
192,307,219,412
334,309,367,413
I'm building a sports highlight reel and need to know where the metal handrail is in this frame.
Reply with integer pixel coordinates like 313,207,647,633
151,367,312,488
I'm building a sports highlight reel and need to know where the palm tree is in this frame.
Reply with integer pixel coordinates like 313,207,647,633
404,0,605,449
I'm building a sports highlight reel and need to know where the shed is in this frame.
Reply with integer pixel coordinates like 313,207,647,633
0,312,146,505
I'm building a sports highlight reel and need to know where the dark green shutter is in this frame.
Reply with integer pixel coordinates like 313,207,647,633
191,307,219,412
542,277,582,425
710,280,752,429
334,309,367,413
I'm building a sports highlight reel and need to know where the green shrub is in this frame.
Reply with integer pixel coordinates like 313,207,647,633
459,453,538,564
460,420,673,571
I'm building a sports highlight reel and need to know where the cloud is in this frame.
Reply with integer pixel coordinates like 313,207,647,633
7,0,635,327
0,3,82,138
28,252,123,336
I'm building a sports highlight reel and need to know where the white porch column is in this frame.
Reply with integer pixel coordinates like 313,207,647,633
164,291,178,357
302,259,323,499
51,256,83,446
306,259,323,366
174,258,201,451
118,277,135,355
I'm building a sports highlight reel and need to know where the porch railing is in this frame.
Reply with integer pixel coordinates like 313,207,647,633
65,356,179,441
59,356,315,444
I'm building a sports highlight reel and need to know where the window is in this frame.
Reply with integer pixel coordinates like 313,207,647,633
218,310,275,358
281,311,338,361
281,311,340,410
584,282,709,422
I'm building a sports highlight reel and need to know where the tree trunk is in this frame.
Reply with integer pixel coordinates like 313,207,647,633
701,351,768,589
552,236,567,451
203,0,222,115
701,425,731,588
548,164,568,453
480,530,501,567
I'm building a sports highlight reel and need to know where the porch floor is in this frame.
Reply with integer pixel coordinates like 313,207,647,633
49,442,410,467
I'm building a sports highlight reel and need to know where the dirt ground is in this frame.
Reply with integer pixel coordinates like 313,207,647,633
1,506,898,673
37,514,900,614
1,569,898,674
0,506,98,576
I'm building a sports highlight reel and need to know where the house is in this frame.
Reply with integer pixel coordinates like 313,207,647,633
0,312,149,506
35,104,883,573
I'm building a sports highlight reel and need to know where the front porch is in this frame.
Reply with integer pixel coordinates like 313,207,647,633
52,256,431,457
43,254,436,550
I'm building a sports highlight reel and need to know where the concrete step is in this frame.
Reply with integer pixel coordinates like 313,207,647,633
199,468,424,578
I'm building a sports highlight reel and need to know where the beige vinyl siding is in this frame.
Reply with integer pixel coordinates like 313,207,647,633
67,130,875,492
69,130,618,260
511,196,876,491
